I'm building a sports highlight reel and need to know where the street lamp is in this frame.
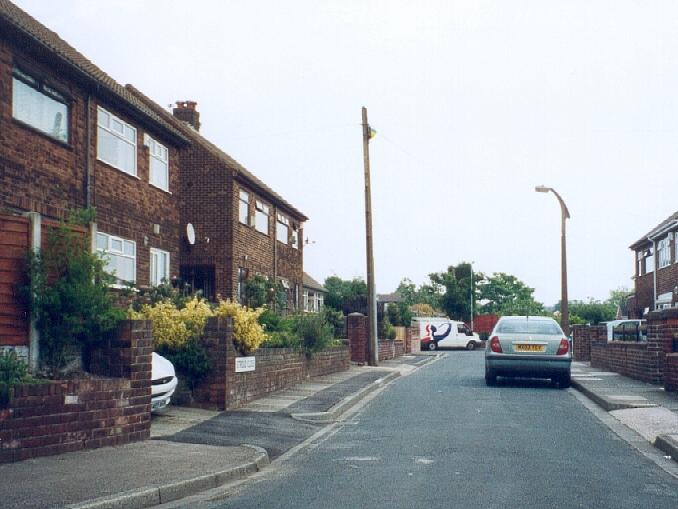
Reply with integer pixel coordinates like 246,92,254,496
470,261,475,332
535,185,571,336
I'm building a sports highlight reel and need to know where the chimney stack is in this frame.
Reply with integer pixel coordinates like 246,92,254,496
173,100,200,131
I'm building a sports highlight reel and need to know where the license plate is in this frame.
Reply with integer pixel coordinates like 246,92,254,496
514,344,545,353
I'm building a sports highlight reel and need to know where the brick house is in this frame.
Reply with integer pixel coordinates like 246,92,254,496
303,272,327,312
0,1,188,362
0,0,308,369
126,90,308,309
629,210,678,318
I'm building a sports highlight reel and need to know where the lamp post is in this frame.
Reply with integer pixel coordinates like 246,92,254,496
470,262,475,332
535,185,571,336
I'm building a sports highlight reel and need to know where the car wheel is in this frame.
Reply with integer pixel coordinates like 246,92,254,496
428,341,437,351
558,373,571,389
485,368,497,386
466,342,476,351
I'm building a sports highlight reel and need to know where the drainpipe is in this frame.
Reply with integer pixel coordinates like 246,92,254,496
273,204,278,312
85,93,92,209
27,212,41,372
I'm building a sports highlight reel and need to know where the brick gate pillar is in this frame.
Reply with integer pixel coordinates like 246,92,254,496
347,313,369,364
647,308,678,390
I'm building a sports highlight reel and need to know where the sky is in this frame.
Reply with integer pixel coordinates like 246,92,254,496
13,0,678,306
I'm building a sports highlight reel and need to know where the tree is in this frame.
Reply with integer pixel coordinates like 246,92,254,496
566,299,616,325
476,272,545,316
324,276,367,311
428,262,475,322
607,287,632,311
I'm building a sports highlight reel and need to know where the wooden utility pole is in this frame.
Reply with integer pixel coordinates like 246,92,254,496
362,106,378,366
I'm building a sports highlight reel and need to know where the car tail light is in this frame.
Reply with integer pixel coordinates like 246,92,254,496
556,338,569,355
490,336,503,353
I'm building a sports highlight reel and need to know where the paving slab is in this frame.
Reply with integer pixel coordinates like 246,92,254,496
571,361,678,463
611,407,678,443
0,440,266,509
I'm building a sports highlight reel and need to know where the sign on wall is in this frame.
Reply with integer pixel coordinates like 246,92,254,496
235,356,256,373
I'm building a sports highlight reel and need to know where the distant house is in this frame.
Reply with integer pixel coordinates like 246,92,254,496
303,273,326,312
629,211,678,317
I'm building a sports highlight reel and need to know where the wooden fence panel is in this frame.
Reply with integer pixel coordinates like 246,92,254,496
0,215,29,347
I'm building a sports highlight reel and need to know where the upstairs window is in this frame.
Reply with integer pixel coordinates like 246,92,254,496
12,67,69,142
645,247,654,274
255,200,270,235
97,107,137,176
658,237,671,269
96,232,136,283
239,191,250,225
150,248,170,286
145,135,169,191
291,224,299,249
277,214,289,244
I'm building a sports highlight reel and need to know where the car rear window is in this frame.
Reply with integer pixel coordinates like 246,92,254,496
495,320,562,335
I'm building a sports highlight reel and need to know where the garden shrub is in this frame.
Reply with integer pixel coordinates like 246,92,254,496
322,307,346,339
290,313,335,356
214,299,267,354
22,221,124,376
129,296,213,389
0,350,29,406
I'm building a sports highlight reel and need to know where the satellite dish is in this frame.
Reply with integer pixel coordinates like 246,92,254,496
186,223,196,245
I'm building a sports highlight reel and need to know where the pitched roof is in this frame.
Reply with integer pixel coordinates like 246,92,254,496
0,0,188,145
377,292,403,303
629,210,678,249
303,272,326,292
125,85,308,221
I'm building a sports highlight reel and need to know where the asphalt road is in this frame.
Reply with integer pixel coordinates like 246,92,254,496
201,351,678,509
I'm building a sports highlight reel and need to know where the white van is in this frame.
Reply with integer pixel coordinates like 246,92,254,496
415,317,482,351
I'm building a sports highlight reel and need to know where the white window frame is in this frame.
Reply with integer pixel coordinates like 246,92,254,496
645,247,654,274
658,237,670,269
291,225,299,249
96,232,136,284
149,248,170,286
277,213,289,244
97,106,137,176
12,66,70,143
303,290,309,312
239,191,250,225
255,200,270,235
145,134,169,192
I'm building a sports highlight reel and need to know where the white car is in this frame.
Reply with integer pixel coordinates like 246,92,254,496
152,352,178,412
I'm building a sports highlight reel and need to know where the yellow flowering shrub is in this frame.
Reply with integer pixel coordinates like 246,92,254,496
214,299,267,354
129,301,191,350
179,297,214,340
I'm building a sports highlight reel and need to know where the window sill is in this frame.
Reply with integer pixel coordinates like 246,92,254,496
149,182,172,195
96,158,140,180
11,118,72,149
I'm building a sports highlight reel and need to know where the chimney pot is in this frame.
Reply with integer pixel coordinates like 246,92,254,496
173,100,200,131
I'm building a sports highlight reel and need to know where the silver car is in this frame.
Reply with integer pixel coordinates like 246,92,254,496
484,316,571,388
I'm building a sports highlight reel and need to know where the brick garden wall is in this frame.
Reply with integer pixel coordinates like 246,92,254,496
192,317,350,410
571,325,606,362
0,320,152,464
347,313,406,363
378,339,405,361
577,309,678,390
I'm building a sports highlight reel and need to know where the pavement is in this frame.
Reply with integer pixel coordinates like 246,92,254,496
571,361,678,462
0,353,437,509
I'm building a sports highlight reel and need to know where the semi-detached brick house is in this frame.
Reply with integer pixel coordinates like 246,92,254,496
629,210,678,318
0,0,189,362
127,88,308,308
